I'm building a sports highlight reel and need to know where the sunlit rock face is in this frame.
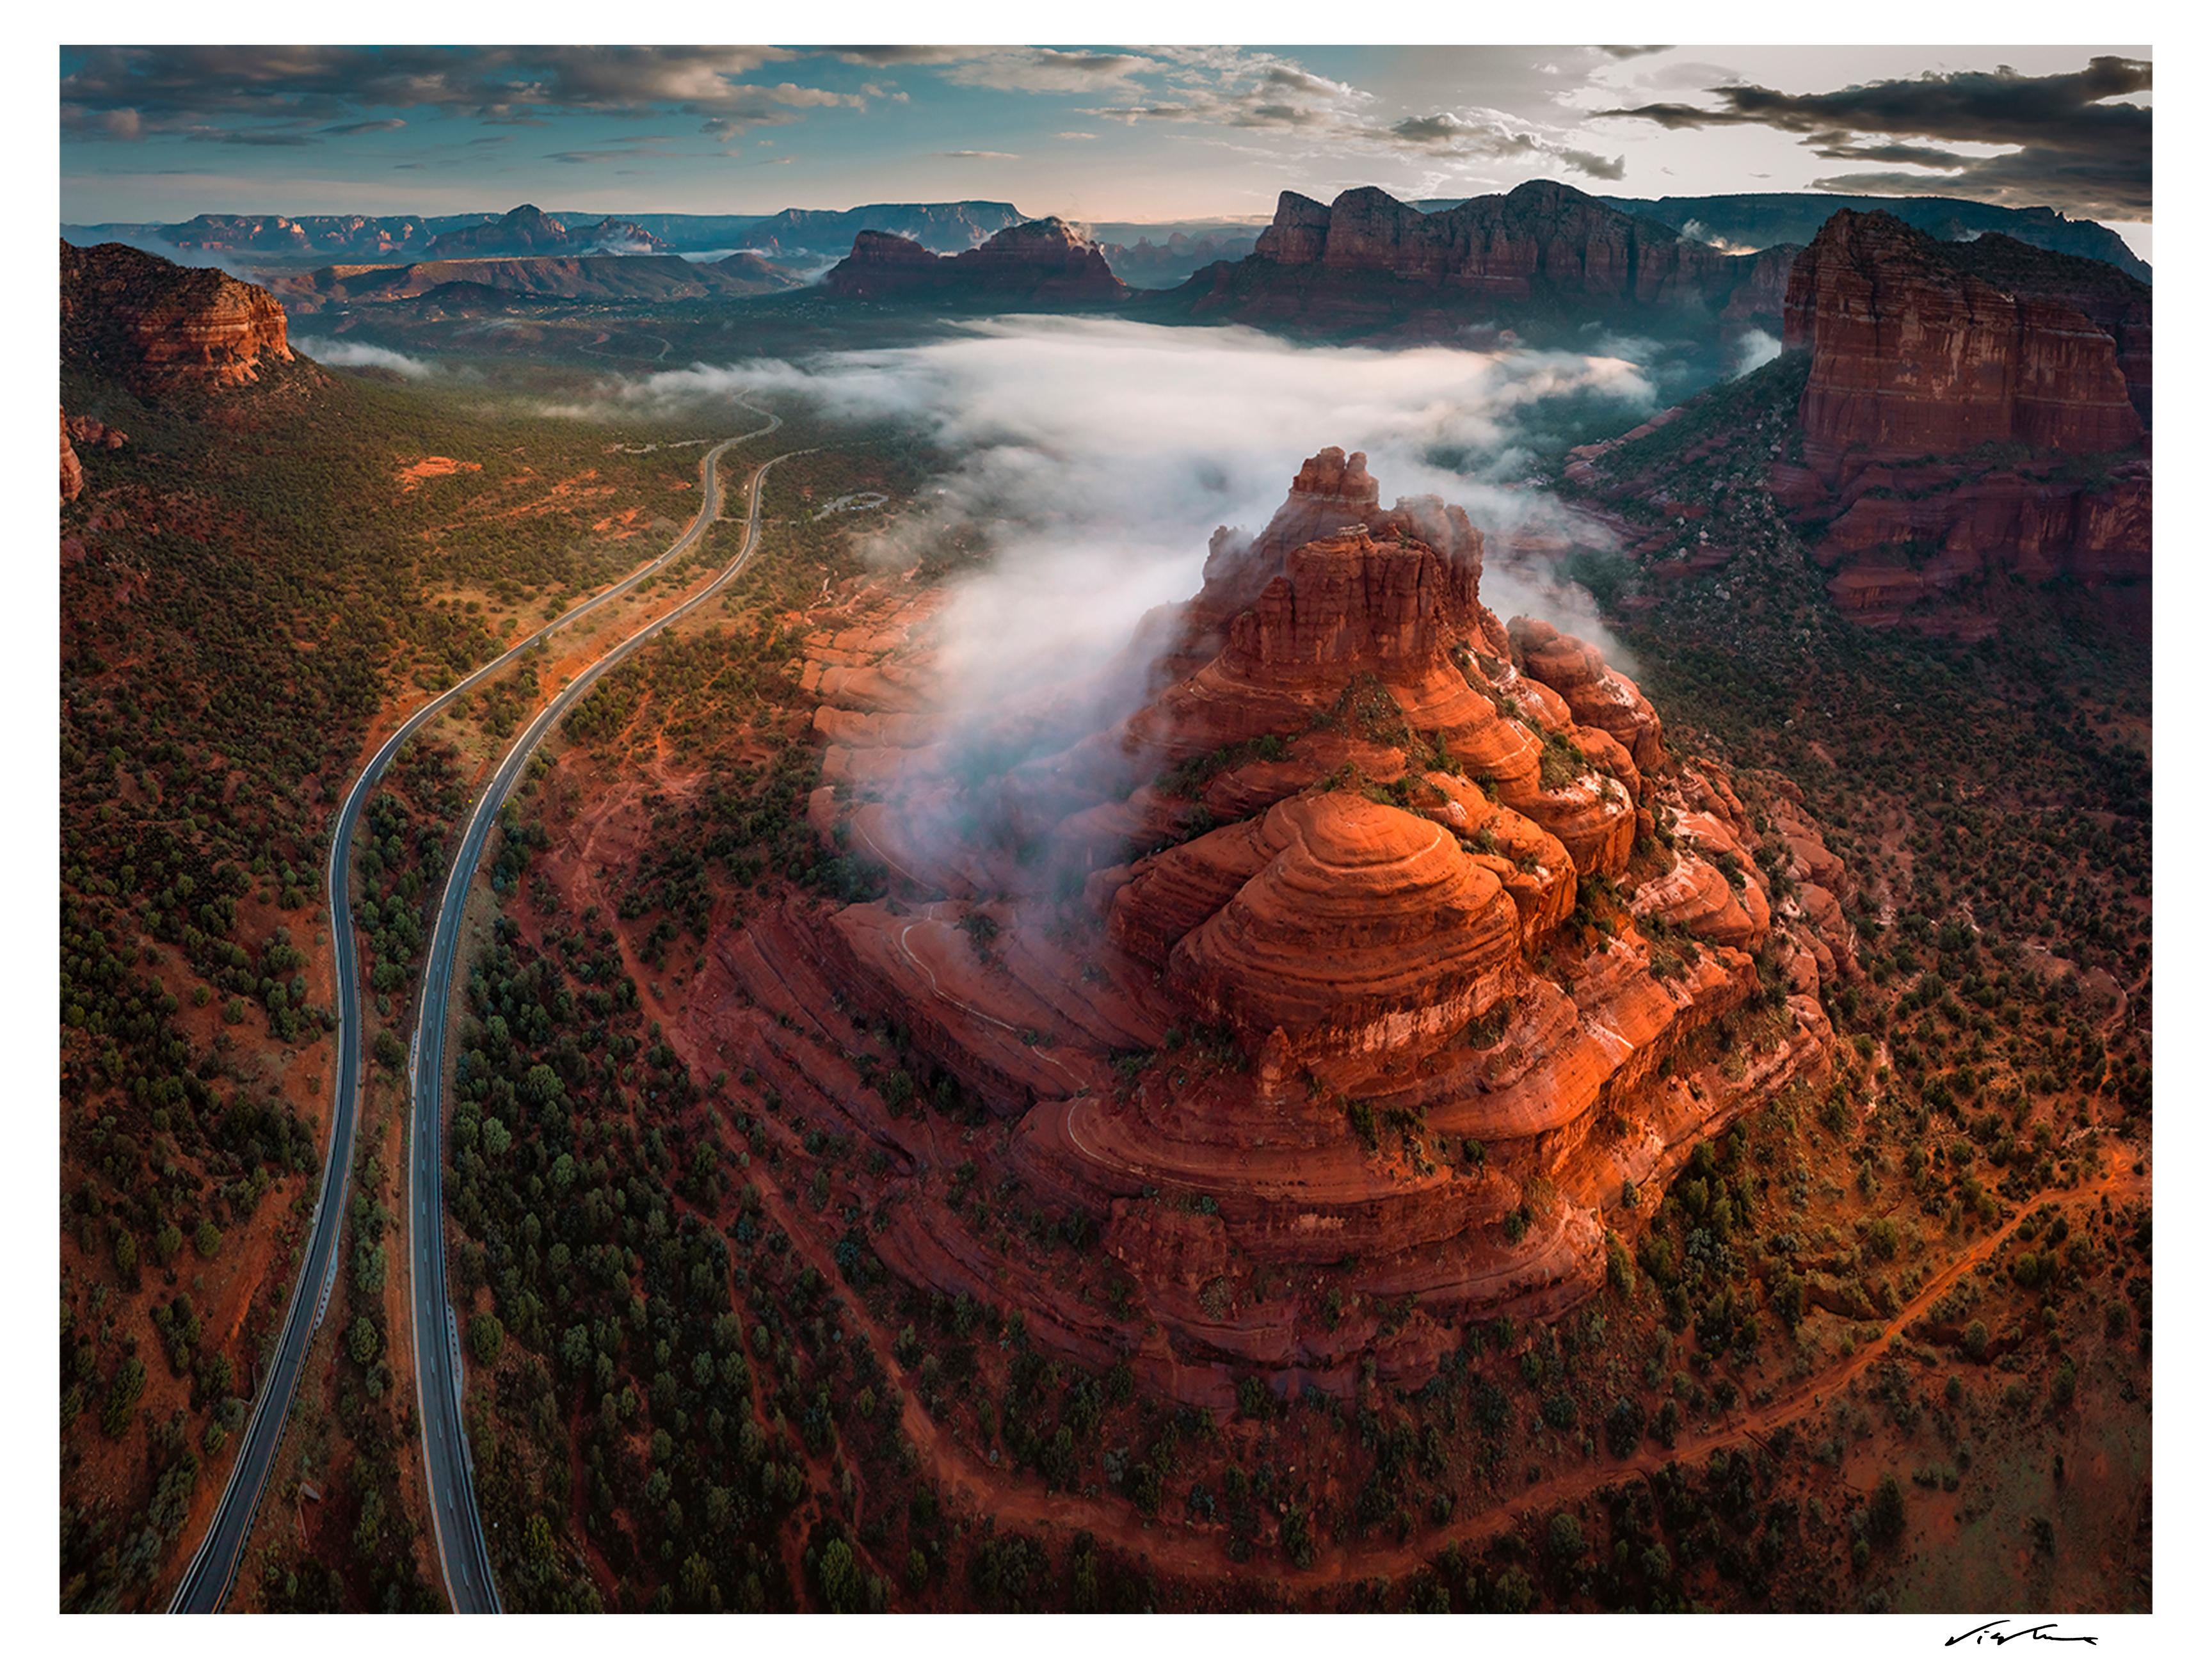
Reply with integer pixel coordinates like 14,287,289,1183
61,239,293,396
790,448,1851,1406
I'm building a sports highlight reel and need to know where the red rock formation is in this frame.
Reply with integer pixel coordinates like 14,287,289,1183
1185,180,1779,327
823,217,1126,303
1784,211,2147,476
792,449,1848,1402
60,408,82,504
61,239,292,396
58,410,127,506
1774,211,2152,624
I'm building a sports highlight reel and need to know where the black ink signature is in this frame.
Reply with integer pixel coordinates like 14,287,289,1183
1946,1619,2097,1646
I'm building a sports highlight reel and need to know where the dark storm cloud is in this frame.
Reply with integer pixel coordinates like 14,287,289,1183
1598,55,2151,217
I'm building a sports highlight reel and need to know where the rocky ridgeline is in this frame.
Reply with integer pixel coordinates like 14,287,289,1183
787,449,1854,1407
822,216,1127,303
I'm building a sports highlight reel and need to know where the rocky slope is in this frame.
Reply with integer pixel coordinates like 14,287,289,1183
61,239,293,396
790,449,1849,1404
1774,211,2151,622
822,217,1127,304
1167,180,1784,333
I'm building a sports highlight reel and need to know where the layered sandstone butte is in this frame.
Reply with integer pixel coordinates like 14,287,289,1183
1775,211,2151,624
1174,180,1784,329
794,450,1849,1404
61,239,293,396
822,216,1127,303
1784,210,2147,474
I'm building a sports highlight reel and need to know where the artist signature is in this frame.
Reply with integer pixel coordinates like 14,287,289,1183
1946,1619,2097,1646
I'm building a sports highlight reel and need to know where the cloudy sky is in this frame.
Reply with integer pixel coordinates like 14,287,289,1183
58,44,2152,250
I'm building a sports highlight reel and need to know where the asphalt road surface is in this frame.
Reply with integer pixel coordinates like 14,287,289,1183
168,405,780,1614
407,435,816,1614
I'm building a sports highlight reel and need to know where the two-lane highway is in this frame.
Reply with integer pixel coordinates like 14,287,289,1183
168,405,780,1615
408,437,819,1614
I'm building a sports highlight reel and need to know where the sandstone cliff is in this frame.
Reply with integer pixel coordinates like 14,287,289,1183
1784,210,2148,474
61,239,293,396
1173,180,1784,332
822,217,1127,304
1775,211,2151,624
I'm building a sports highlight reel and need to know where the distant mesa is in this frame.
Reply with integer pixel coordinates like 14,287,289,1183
61,238,293,397
1164,179,1789,333
794,447,1854,1406
420,204,670,261
273,249,800,315
822,216,1127,305
736,200,1025,259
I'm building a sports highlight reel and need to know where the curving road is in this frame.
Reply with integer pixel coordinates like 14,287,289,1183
168,405,780,1615
406,433,819,1614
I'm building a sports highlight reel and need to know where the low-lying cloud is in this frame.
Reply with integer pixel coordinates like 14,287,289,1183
296,336,435,379
572,317,1654,730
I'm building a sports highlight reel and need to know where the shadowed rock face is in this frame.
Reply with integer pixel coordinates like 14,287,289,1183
61,239,293,396
1179,180,1785,329
1772,211,2151,627
822,217,1126,303
1784,210,2147,474
790,448,1854,1405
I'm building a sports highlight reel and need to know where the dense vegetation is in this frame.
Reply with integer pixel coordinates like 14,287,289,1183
58,355,721,1610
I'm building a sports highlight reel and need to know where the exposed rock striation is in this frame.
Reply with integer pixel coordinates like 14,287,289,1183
1775,211,2152,624
822,217,1127,304
1784,210,2147,473
791,449,1849,1404
1171,180,1785,332
61,239,293,396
